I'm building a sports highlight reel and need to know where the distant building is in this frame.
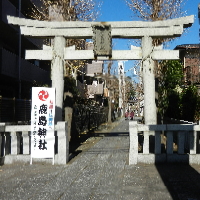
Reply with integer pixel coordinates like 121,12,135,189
174,44,200,85
76,42,105,101
199,4,200,43
83,60,104,100
0,0,50,98
198,3,200,19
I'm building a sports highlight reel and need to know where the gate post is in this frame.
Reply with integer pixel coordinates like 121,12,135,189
129,121,138,165
55,122,69,165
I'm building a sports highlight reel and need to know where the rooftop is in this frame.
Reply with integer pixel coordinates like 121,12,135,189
174,44,200,49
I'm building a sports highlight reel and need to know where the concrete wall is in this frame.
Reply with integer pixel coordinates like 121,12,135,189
129,121,200,165
0,122,69,165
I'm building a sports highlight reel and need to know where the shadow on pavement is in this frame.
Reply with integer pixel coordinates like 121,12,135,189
156,163,200,200
95,132,129,137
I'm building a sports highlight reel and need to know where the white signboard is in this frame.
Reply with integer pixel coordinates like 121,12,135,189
31,87,55,164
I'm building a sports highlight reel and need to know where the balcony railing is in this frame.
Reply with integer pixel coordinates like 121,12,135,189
1,0,18,23
1,48,50,83
1,0,43,49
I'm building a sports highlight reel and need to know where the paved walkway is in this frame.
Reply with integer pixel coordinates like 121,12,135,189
1,119,200,199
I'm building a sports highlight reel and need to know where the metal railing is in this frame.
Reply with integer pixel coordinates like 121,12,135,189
0,96,110,131
73,104,108,134
0,97,31,124
1,48,50,83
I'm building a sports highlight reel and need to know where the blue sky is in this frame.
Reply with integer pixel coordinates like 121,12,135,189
96,0,200,78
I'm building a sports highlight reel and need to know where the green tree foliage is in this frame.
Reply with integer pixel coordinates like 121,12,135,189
160,60,183,89
158,60,200,122
157,60,183,121
64,76,79,95
165,90,181,119
126,76,136,101
181,85,200,122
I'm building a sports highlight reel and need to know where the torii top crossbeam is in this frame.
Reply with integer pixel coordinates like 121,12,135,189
8,15,193,38
7,15,194,61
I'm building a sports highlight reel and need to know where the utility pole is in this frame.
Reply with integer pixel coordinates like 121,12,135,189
18,0,21,99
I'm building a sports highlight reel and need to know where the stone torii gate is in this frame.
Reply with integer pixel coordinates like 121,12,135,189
7,15,194,124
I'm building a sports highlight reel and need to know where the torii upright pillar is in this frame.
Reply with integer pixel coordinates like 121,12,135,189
51,36,65,123
142,36,156,125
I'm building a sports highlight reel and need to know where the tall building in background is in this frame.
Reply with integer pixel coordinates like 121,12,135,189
175,44,200,85
0,0,50,99
198,4,200,43
118,61,125,109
